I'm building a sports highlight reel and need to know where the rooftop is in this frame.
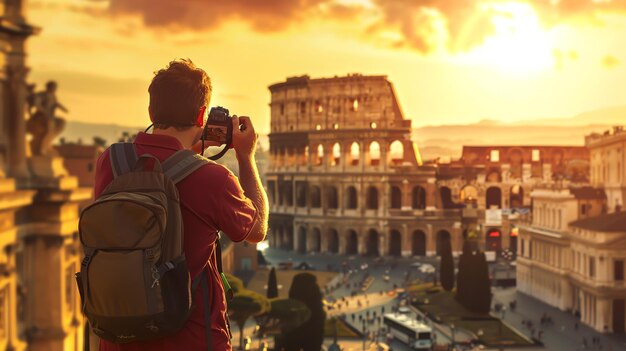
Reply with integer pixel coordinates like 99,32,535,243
570,211,626,232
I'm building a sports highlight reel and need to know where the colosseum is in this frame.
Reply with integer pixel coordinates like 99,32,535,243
265,74,590,257
266,74,468,257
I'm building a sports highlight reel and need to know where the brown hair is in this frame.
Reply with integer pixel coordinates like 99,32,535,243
148,59,211,129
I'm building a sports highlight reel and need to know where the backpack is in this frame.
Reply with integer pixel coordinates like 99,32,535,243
76,142,217,349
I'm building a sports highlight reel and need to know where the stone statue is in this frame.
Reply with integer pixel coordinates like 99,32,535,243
26,81,68,156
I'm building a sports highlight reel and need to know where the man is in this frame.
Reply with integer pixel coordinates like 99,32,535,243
94,59,268,350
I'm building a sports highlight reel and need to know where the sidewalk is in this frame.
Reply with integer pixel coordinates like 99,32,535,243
493,288,626,351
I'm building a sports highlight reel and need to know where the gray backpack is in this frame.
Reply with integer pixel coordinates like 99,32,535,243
76,143,215,348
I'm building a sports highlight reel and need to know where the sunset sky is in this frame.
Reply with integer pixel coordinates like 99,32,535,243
26,0,626,135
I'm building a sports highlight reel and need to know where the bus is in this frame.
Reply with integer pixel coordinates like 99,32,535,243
383,313,433,350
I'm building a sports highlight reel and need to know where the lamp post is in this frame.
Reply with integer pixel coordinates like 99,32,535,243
362,319,367,351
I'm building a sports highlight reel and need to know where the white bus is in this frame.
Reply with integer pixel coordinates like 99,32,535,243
383,313,432,350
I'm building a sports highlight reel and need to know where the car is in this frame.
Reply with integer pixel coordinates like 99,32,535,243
360,263,369,270
410,262,422,268
296,262,316,270
278,261,293,270
419,264,435,274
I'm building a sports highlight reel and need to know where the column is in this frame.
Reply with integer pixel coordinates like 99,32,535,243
20,177,90,351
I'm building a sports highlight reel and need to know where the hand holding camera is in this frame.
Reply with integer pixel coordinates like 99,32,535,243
201,106,257,160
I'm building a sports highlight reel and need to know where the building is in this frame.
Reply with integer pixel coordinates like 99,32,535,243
266,74,469,257
55,143,103,188
516,185,626,333
265,74,593,258
0,2,88,350
586,126,626,213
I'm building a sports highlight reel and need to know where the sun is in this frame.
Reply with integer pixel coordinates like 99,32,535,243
462,2,554,75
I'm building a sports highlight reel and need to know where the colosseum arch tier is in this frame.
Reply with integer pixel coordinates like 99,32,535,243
265,74,462,257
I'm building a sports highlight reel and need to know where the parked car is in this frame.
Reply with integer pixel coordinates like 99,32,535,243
278,261,293,270
296,262,316,270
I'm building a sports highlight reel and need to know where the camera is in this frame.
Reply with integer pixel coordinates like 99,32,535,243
202,106,232,145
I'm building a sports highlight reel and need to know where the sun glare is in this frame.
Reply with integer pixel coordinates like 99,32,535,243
462,2,554,75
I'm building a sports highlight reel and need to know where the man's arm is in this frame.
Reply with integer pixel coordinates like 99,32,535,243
232,116,268,243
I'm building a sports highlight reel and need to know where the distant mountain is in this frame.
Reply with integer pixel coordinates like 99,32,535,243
414,106,626,161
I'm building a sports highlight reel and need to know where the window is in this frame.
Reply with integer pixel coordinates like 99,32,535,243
532,149,541,162
490,150,500,162
615,260,624,281
589,257,596,278
370,122,377,129
581,204,587,215
315,101,323,113
352,99,359,111
280,103,285,115
300,101,306,114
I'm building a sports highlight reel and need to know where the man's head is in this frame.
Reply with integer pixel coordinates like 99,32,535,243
148,59,212,137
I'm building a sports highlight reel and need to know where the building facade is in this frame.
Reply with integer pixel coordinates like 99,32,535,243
0,1,88,350
266,74,471,257
586,126,626,213
517,186,626,333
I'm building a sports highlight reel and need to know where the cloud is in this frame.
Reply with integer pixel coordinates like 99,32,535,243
602,55,620,69
94,0,626,55
106,0,331,32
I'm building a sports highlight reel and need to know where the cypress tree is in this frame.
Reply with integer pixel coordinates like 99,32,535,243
267,267,278,298
440,239,455,291
276,273,326,351
455,240,472,305
474,252,492,313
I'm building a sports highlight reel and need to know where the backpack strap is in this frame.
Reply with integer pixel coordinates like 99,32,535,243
109,143,138,178
162,149,215,184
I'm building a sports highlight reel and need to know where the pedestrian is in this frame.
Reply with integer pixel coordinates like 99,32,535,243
582,337,587,349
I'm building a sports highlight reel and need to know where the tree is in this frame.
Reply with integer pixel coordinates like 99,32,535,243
93,136,107,148
440,238,455,291
275,273,326,351
255,298,311,336
474,252,492,313
267,267,278,298
227,289,270,349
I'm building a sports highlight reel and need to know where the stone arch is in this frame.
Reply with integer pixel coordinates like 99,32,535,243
486,186,502,209
366,186,379,210
345,186,358,209
348,142,360,166
310,186,321,208
328,229,339,253
460,185,478,204
412,186,426,209
389,140,404,165
366,229,379,257
331,142,341,166
390,186,402,209
297,227,307,253
412,230,426,256
509,226,518,254
311,228,321,252
486,168,502,182
283,182,293,206
486,228,502,252
439,186,456,209
369,141,381,166
315,144,324,166
296,182,307,207
389,229,402,257
510,184,524,208
346,230,358,255
436,230,451,256
327,186,339,209
302,145,309,166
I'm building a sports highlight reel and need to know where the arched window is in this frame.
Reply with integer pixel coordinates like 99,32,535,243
369,141,381,166
389,140,404,165
349,142,360,166
345,186,358,209
327,186,339,209
412,186,426,209
366,186,379,210
310,186,321,208
315,144,324,166
390,186,402,209
332,143,341,166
